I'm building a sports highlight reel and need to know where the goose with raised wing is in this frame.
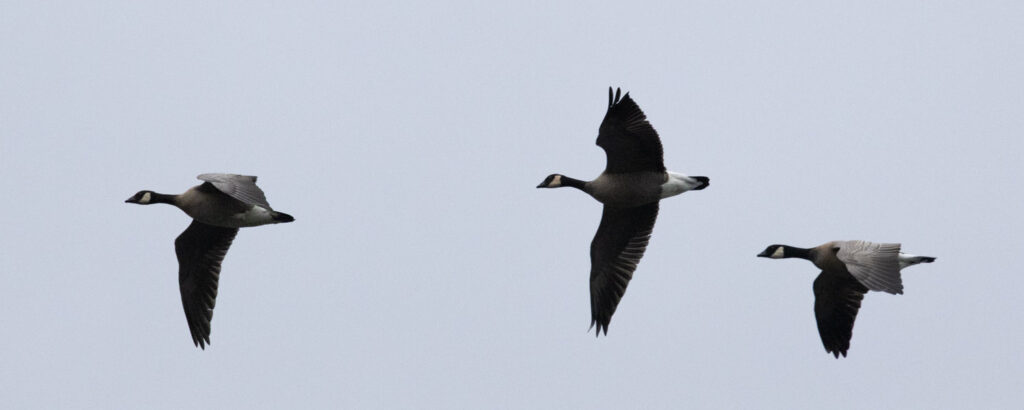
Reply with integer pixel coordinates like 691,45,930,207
126,173,294,349
537,88,709,336
757,240,935,357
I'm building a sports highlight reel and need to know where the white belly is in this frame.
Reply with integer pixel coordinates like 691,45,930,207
234,206,277,227
200,205,277,228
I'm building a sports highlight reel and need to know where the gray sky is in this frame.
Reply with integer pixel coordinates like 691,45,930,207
2,1,1022,408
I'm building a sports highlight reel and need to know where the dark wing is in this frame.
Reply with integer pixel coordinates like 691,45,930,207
596,87,666,174
175,220,239,349
589,202,659,335
812,271,869,358
197,173,272,209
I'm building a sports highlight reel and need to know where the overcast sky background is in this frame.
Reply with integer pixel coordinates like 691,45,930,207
2,1,1022,408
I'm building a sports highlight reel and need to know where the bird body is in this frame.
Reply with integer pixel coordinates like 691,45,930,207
126,173,293,349
758,240,935,357
586,171,665,207
173,184,266,227
538,88,709,335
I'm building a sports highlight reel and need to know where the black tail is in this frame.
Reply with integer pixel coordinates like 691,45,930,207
919,256,936,263
272,211,295,223
692,176,710,190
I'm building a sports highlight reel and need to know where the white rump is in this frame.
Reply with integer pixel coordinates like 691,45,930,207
835,240,904,295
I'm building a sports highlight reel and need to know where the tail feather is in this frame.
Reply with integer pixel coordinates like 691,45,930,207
691,176,710,190
899,254,936,269
272,211,295,223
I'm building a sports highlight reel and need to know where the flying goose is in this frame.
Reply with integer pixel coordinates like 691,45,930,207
126,173,294,349
537,88,709,336
757,240,935,357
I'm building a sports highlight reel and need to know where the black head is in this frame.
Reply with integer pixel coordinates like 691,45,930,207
757,244,787,259
125,190,156,204
536,174,564,188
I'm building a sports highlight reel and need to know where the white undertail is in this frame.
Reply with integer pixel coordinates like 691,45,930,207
898,253,936,269
660,172,703,199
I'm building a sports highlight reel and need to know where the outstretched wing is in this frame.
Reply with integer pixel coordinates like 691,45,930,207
596,87,666,174
835,240,903,295
197,173,272,209
589,202,659,335
175,220,239,349
813,271,869,358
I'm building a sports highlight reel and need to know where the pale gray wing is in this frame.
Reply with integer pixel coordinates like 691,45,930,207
197,173,272,209
835,240,903,295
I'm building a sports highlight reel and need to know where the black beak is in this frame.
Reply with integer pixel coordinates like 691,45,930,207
756,251,769,257
536,182,546,188
125,197,135,203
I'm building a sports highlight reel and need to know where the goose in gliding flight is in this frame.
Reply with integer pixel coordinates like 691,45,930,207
537,88,710,336
757,240,935,357
126,173,294,349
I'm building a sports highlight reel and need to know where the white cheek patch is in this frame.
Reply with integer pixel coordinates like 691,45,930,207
550,175,562,187
771,247,785,259
140,192,152,204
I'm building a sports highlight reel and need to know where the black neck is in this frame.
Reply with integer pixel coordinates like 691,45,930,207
150,192,177,205
783,246,813,260
561,176,587,191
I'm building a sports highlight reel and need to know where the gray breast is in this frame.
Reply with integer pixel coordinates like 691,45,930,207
810,242,846,273
176,185,252,227
587,172,666,207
